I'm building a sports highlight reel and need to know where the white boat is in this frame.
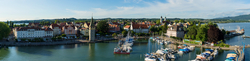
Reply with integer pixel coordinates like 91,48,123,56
145,57,157,61
188,46,195,51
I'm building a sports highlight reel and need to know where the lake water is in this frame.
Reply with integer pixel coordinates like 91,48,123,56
0,23,249,61
14,23,29,25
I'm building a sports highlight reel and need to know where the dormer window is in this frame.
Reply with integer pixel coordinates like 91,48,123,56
171,27,173,30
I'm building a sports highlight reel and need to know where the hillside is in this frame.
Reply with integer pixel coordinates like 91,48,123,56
214,14,250,20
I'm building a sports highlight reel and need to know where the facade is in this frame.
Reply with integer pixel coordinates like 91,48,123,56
13,27,53,39
50,24,61,36
166,25,184,38
80,28,89,36
160,16,163,23
89,17,96,41
123,25,130,31
108,22,121,32
62,25,77,37
83,23,90,28
130,22,149,33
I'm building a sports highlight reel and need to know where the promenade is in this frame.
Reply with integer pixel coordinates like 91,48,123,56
156,36,250,50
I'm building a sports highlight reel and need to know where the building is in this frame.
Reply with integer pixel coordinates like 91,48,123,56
50,24,62,36
82,23,90,28
130,22,149,33
62,25,77,37
13,27,53,39
123,25,130,31
166,25,184,38
80,28,89,36
89,17,96,41
160,16,163,23
108,21,121,32
28,23,40,27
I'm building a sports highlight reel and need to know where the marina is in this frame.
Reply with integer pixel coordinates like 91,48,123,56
0,23,248,61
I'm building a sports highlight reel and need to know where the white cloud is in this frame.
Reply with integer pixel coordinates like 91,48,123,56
67,0,250,19
124,0,143,3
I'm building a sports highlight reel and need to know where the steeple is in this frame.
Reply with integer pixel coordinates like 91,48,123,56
90,16,95,27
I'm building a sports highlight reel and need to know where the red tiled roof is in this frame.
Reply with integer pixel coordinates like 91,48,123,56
60,23,66,26
15,27,42,31
44,27,53,31
112,22,120,25
63,25,75,29
50,24,61,29
124,25,130,28
132,24,148,29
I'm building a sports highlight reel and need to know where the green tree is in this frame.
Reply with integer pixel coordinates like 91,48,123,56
179,19,184,23
54,20,59,24
174,20,179,23
187,25,198,39
198,22,201,26
122,30,128,36
221,29,226,36
62,34,66,37
162,23,168,33
130,30,135,36
0,22,11,40
207,25,224,42
112,33,117,37
196,25,209,41
150,25,156,32
156,20,160,24
184,34,189,39
97,21,109,33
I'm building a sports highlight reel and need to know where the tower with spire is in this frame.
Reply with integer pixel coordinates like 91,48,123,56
164,17,166,21
89,16,96,42
160,16,163,23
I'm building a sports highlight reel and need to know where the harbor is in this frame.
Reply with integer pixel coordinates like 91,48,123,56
0,23,248,61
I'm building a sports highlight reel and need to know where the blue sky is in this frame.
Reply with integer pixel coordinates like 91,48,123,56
1,0,250,21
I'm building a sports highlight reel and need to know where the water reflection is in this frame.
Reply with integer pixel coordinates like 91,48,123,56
0,46,10,60
17,46,52,56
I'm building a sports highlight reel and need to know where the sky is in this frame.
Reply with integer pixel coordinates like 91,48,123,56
1,0,250,21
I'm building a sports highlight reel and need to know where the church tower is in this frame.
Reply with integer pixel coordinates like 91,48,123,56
89,16,95,42
160,16,163,23
164,17,166,21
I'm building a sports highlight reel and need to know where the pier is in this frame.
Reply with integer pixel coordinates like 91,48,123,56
158,36,250,50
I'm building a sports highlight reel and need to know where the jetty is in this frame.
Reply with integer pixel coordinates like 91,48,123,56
158,36,250,50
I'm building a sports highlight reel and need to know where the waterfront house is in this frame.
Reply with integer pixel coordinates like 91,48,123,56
13,27,53,40
82,23,90,28
166,25,184,38
124,25,130,31
80,28,89,36
50,24,62,36
130,22,149,33
62,25,77,37
108,22,121,32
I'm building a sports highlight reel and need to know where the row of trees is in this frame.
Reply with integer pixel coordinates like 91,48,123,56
185,22,224,42
0,22,11,40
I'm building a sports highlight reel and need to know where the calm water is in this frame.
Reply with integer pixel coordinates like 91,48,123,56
0,23,249,61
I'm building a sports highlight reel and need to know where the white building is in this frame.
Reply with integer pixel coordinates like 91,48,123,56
130,22,149,33
13,27,53,39
50,24,61,36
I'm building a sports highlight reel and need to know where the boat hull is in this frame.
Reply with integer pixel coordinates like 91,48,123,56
114,52,130,54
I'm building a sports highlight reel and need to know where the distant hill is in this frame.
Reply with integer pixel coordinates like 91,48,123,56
214,14,250,20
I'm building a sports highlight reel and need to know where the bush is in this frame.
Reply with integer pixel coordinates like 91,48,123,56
214,42,230,47
62,34,66,37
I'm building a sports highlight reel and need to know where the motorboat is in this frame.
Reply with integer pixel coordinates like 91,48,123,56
225,52,237,61
113,47,130,54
